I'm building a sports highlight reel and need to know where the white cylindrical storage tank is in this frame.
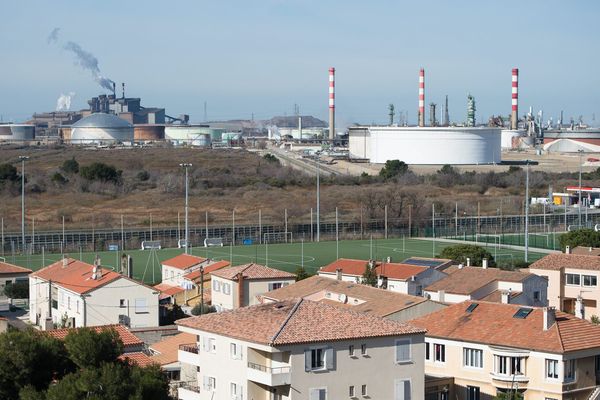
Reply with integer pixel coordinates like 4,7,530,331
356,126,501,165
165,125,216,147
501,129,524,149
70,113,133,144
0,124,35,141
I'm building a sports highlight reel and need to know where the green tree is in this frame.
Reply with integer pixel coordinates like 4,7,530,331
64,328,123,369
60,158,79,174
3,281,28,299
79,162,122,183
379,160,408,180
263,153,280,164
558,229,600,251
362,262,378,286
439,244,495,267
191,303,216,316
0,163,18,182
136,170,150,181
51,172,68,185
437,164,457,175
295,266,311,281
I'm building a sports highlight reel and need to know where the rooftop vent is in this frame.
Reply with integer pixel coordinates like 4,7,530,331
466,303,479,313
513,307,533,319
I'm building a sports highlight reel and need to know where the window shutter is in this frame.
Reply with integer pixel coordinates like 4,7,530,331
202,337,209,352
325,347,334,370
319,389,327,400
203,376,209,390
310,389,323,400
404,381,411,400
395,380,404,400
396,340,410,362
305,350,312,372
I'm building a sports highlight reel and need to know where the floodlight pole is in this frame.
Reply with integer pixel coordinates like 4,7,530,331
316,155,320,242
578,149,584,227
180,163,192,254
19,156,29,254
525,160,530,262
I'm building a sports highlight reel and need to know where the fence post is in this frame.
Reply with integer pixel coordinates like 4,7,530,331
384,205,388,239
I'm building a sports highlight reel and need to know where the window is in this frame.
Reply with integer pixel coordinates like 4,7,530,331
212,280,221,292
76,300,79,314
546,359,559,379
310,388,327,400
203,337,216,353
395,339,411,363
566,273,581,286
268,282,284,291
361,344,367,356
534,291,540,301
584,275,598,287
67,297,71,310
170,271,174,281
434,343,445,362
464,348,483,368
134,298,148,314
395,380,411,400
513,308,533,319
495,355,524,376
203,376,216,391
222,283,231,295
349,345,355,357
349,386,355,397
466,303,479,313
361,385,367,397
565,359,576,382
305,347,333,371
230,382,239,399
312,348,325,369
596,355,600,373
119,299,126,308
467,386,480,400
425,342,431,360
230,343,241,360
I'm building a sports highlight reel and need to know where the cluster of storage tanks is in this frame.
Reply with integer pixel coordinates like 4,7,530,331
0,124,36,141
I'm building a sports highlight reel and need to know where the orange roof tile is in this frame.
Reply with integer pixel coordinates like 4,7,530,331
0,261,32,275
529,253,600,271
410,301,600,354
150,332,196,366
119,351,155,367
153,283,185,300
177,299,425,346
31,258,122,295
47,324,144,349
262,275,429,318
571,247,600,256
162,254,207,270
211,263,295,281
319,258,428,281
425,267,530,295
478,289,522,303
183,260,230,281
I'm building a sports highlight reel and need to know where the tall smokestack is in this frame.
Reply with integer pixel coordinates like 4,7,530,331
511,68,519,130
418,68,425,127
329,67,335,140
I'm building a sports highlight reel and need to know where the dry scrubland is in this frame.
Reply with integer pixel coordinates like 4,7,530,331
0,144,597,232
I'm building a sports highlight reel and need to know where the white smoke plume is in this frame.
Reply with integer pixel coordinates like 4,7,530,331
47,27,60,44
63,41,115,92
56,92,76,111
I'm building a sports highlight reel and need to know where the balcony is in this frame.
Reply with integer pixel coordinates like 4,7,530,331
178,343,200,366
247,361,291,387
490,372,529,386
176,382,201,400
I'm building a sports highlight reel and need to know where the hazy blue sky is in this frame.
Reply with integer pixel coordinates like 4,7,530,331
1,0,599,126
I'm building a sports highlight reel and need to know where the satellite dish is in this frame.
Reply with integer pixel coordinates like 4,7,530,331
340,294,348,303
377,278,384,287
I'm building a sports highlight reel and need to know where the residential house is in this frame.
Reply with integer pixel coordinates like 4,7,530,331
154,254,210,303
261,275,446,322
210,263,295,311
529,253,600,320
0,260,32,311
424,265,548,306
318,258,448,296
411,301,600,400
29,257,159,329
176,298,426,400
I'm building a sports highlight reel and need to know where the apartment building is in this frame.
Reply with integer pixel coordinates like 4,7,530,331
318,258,448,296
424,265,548,306
176,298,426,400
411,301,600,400
210,263,295,311
29,257,159,329
261,275,446,322
529,253,600,320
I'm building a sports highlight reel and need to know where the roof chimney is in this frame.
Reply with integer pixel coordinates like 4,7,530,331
543,307,556,330
438,290,445,303
336,268,343,281
565,245,571,254
466,257,471,267
458,263,464,269
387,256,391,263
501,290,510,304
237,272,245,308
575,295,585,319
482,258,488,269
62,256,68,268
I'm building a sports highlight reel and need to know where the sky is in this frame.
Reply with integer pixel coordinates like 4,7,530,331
1,0,599,127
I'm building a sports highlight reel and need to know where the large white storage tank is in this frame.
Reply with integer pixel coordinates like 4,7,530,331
70,113,133,144
349,126,501,165
500,129,524,149
0,124,35,141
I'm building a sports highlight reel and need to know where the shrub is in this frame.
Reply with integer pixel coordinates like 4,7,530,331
61,158,79,174
191,303,216,316
439,244,495,267
51,172,68,185
80,162,122,183
263,154,279,164
3,281,28,299
0,163,18,182
379,160,408,180
558,229,600,251
136,170,150,181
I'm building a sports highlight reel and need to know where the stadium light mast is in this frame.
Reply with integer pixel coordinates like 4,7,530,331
316,154,320,242
525,160,530,262
19,156,29,254
180,163,192,254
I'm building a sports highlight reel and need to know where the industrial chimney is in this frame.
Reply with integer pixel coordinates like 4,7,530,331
418,68,425,127
511,68,519,130
329,67,335,140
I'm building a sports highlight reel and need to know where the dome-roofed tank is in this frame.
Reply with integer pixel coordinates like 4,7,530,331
70,113,134,144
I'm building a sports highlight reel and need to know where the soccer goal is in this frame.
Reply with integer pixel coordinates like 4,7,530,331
263,232,293,244
141,240,161,250
204,238,224,247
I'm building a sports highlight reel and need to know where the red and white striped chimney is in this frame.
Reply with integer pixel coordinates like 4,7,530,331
511,68,519,130
329,67,335,140
418,68,425,127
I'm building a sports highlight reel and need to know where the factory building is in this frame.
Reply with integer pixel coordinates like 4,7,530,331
70,113,134,144
349,126,501,165
133,124,165,141
88,94,166,124
0,124,36,141
164,125,218,147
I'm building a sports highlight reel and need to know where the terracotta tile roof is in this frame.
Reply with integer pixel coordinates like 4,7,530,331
529,253,600,271
262,275,428,318
30,258,122,295
319,258,428,281
424,267,530,295
47,324,144,349
177,299,425,346
571,247,600,256
0,261,32,275
161,254,207,270
150,332,196,366
183,260,230,281
211,263,295,281
153,283,185,300
119,351,155,367
410,301,600,354
478,289,522,303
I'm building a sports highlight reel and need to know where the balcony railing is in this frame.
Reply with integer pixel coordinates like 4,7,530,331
179,343,200,354
173,381,201,393
248,361,291,374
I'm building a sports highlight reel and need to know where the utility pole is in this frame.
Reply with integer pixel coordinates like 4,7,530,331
19,156,29,254
578,149,584,227
200,267,204,316
525,160,530,262
180,163,192,254
316,155,320,242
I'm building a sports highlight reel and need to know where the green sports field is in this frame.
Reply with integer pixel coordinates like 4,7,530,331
2,238,547,284
448,232,563,251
